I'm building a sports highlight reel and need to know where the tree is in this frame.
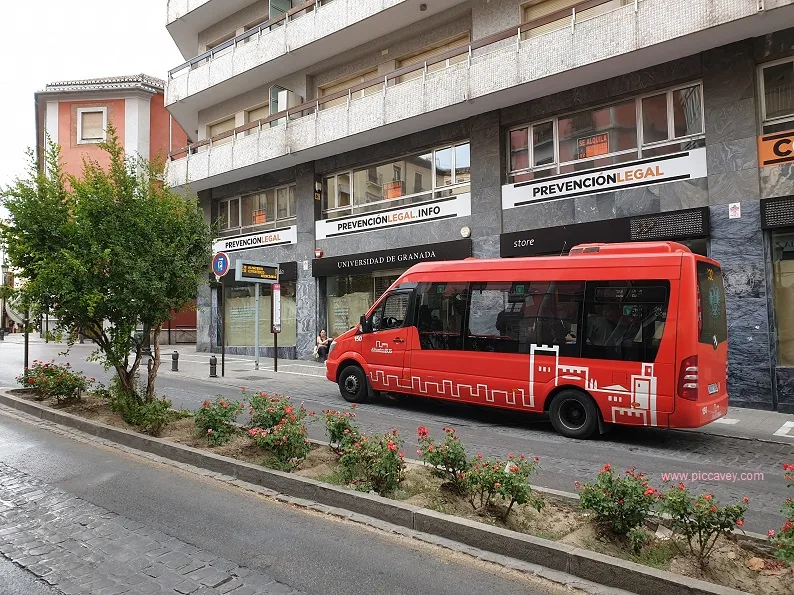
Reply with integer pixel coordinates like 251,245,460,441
0,128,213,402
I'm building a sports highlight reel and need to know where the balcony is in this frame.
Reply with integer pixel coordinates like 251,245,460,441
167,0,261,59
168,0,794,192
165,0,468,138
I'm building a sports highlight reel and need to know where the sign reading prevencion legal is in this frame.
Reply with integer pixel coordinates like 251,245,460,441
212,225,297,254
501,149,707,210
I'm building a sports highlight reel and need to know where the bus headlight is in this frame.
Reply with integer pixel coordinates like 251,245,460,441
328,340,337,357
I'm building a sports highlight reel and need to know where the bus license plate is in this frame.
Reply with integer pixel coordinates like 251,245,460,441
708,383,719,395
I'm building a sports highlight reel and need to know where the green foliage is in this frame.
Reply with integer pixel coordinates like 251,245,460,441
101,377,180,436
248,391,309,430
417,426,470,495
249,419,312,471
466,454,544,520
195,397,244,446
769,464,794,564
323,407,360,454
338,430,405,496
0,131,213,402
659,484,748,567
577,465,660,537
17,359,91,404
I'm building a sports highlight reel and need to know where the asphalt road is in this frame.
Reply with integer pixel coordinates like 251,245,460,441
1,339,791,534
0,404,569,595
0,556,59,595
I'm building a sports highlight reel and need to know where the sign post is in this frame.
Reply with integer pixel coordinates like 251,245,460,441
272,283,281,373
212,253,231,377
235,260,279,372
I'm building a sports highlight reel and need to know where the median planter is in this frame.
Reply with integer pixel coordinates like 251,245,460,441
2,388,789,595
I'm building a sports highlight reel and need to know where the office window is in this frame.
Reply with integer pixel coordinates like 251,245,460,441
761,58,794,134
415,282,468,350
218,183,295,236
77,108,106,144
772,231,794,366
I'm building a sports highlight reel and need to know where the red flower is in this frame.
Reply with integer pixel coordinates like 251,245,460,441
768,530,776,537
508,454,514,460
387,441,397,452
510,466,519,473
736,519,744,527
398,452,404,459
644,488,656,496
417,426,429,438
678,482,686,490
710,505,717,512
476,454,483,460
601,464,611,473
783,464,792,471
703,493,712,501
533,456,540,462
351,404,357,408
742,497,749,504
494,482,501,488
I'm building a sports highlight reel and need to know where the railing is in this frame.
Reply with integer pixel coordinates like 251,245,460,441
169,0,637,160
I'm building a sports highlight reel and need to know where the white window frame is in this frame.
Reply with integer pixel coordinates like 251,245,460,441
507,82,705,181
759,56,794,133
77,107,107,145
322,141,471,219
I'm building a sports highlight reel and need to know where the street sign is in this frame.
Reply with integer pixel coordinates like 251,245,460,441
212,252,230,277
235,260,279,284
272,283,281,333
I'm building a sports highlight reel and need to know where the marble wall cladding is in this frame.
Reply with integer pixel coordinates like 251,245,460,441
196,282,213,352
574,193,616,224
706,138,759,176
224,345,297,360
707,169,760,206
776,367,794,413
754,28,794,63
294,162,319,361
709,201,774,408
502,199,575,234
701,41,756,107
760,162,794,199
470,112,503,258
615,185,662,218
704,99,758,147
660,178,709,212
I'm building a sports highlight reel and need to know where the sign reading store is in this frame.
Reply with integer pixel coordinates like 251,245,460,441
502,149,707,209
315,194,471,240
311,239,472,277
212,225,297,254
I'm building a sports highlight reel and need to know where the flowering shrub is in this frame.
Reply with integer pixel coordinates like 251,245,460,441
660,483,748,567
769,464,794,564
417,426,470,495
249,417,312,471
466,454,544,520
339,429,405,496
17,360,91,404
323,407,360,454
577,466,660,539
194,397,244,446
248,391,309,429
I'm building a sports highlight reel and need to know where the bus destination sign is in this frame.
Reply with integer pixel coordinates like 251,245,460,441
235,260,279,284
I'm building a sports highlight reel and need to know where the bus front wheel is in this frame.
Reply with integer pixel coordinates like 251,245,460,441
338,365,368,403
549,390,599,439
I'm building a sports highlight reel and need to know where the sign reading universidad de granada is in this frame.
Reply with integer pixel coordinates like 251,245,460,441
212,225,297,254
315,193,471,240
501,148,707,210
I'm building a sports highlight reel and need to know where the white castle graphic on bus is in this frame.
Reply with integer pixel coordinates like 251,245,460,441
530,344,659,426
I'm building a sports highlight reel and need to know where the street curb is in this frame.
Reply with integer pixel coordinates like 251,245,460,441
0,390,750,595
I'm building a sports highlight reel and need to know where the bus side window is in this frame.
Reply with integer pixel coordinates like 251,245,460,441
415,282,467,350
532,281,584,358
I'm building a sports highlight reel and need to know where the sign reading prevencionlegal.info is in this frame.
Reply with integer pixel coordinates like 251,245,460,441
501,149,707,210
212,225,297,254
315,193,471,240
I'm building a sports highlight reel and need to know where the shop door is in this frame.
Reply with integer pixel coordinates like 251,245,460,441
361,291,412,391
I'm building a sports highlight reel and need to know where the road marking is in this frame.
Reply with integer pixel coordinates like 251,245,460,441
773,421,794,437
712,418,739,425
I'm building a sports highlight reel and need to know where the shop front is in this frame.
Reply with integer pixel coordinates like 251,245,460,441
500,207,711,258
312,239,472,338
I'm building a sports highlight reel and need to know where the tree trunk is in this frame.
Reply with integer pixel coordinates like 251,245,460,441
145,324,162,402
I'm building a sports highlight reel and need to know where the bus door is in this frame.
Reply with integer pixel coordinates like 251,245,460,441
361,290,412,391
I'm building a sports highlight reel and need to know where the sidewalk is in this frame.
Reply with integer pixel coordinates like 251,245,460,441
6,335,794,445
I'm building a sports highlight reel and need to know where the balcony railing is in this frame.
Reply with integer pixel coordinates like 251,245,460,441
167,0,767,187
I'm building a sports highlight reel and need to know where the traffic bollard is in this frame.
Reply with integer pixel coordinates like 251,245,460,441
209,355,218,378
171,351,179,372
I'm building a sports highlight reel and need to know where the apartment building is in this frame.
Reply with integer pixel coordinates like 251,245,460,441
165,0,794,412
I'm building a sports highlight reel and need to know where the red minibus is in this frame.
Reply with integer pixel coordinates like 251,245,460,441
324,242,728,438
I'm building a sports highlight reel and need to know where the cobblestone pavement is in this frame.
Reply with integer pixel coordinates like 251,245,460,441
0,463,309,595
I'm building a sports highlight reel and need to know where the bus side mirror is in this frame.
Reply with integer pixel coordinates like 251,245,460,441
359,315,371,333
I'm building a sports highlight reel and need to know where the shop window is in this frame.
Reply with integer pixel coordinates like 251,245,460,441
508,83,705,182
322,142,470,218
582,281,670,362
761,59,794,134
772,232,794,366
217,184,295,236
77,108,106,144
415,282,468,350
223,281,297,348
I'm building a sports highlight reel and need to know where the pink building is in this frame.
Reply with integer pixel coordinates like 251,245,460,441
34,74,189,179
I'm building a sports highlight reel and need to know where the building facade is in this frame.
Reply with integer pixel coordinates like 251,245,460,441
164,0,794,412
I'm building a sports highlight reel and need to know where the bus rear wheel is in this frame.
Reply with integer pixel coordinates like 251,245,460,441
338,365,368,403
549,390,599,439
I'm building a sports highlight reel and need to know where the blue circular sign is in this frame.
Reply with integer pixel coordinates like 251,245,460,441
212,252,230,277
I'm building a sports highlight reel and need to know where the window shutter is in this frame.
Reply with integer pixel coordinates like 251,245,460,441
247,104,269,123
81,111,104,140
522,0,630,38
320,70,379,108
208,117,235,137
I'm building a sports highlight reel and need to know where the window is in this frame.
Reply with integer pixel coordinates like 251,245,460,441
521,0,631,39
415,283,468,350
319,69,380,110
772,232,794,366
371,293,411,331
396,34,470,83
247,104,269,124
207,117,236,146
508,83,705,182
696,262,727,346
323,142,470,218
761,59,794,134
77,108,106,144
583,281,669,362
217,184,296,236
